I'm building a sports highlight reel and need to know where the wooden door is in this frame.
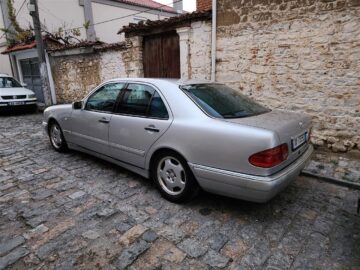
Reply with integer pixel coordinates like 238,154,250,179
143,31,180,78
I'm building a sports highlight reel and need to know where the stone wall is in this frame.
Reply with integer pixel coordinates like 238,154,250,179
50,52,102,103
49,37,143,103
189,21,212,80
99,50,126,82
177,21,212,80
99,37,143,81
120,36,144,78
214,0,360,152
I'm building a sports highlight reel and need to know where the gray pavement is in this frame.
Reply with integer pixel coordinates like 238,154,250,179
0,113,359,269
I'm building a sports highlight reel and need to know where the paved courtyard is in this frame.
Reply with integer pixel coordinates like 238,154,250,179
0,113,359,270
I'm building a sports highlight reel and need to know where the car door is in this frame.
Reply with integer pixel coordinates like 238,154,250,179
70,82,125,155
109,83,172,168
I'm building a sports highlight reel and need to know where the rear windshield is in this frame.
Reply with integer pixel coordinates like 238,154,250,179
181,83,271,119
0,77,22,88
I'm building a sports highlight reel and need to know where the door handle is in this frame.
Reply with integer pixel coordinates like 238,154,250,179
98,118,110,123
144,126,159,133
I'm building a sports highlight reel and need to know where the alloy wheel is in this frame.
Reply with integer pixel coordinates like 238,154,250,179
50,124,63,149
157,156,186,196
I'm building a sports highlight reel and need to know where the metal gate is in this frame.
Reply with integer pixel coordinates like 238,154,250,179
19,58,44,102
143,31,180,79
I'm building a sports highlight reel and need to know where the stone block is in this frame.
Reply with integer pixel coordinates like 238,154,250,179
178,238,208,258
0,236,25,256
119,224,148,246
202,249,229,268
0,247,28,269
68,191,86,199
82,230,101,240
114,239,150,269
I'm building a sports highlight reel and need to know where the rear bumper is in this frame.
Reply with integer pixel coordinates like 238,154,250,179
189,145,314,203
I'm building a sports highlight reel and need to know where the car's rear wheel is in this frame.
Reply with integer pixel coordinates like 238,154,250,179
49,121,68,152
152,151,199,203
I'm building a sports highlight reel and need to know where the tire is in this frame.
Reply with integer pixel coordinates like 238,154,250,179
151,151,200,203
49,121,68,152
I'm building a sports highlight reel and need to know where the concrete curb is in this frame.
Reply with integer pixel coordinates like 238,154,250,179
301,170,360,190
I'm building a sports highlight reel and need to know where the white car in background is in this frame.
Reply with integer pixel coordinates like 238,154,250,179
0,74,37,112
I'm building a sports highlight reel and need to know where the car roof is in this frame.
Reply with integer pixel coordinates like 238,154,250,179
0,74,11,77
106,77,218,86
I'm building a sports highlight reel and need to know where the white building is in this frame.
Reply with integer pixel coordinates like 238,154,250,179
0,0,180,102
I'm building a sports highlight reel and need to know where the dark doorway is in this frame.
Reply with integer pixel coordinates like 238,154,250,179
19,57,44,103
143,31,180,79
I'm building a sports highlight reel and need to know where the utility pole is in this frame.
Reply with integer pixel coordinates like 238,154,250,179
83,0,96,41
0,0,19,79
29,0,52,106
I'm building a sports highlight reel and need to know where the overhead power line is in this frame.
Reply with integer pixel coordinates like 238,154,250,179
1,0,182,40
55,0,182,34
37,3,66,24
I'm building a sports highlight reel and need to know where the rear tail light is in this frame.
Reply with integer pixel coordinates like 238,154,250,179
249,143,289,168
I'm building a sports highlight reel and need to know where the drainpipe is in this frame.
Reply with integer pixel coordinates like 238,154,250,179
45,52,57,104
210,0,216,81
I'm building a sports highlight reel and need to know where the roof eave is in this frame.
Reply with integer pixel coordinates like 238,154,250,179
117,10,212,36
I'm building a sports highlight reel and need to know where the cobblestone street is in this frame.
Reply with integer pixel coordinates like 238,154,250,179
0,113,359,269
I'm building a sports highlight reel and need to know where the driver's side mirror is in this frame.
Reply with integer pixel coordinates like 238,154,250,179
72,101,83,110
21,82,27,87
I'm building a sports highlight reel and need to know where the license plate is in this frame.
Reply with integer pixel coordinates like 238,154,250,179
9,101,25,106
291,132,307,150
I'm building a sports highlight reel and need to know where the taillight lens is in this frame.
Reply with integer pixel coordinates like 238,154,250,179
249,143,289,168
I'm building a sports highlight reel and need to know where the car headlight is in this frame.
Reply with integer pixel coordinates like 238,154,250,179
28,94,36,99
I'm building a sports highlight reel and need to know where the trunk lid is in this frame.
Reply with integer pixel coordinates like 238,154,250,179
224,109,312,173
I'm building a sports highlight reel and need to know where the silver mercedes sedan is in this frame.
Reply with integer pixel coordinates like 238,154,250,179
43,78,313,203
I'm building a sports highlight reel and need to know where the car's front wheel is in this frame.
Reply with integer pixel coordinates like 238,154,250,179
152,151,200,203
49,121,68,152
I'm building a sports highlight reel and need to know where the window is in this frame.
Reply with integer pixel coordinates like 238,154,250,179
0,77,22,88
116,84,169,119
116,84,154,116
148,92,169,119
181,83,271,119
85,83,124,112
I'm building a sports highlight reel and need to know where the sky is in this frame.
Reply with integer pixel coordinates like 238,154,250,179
155,0,196,12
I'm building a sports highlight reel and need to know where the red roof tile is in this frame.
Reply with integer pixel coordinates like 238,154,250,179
1,41,36,54
47,41,129,53
112,0,177,14
1,36,63,54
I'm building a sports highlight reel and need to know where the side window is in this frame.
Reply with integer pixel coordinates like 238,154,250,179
149,92,169,119
85,83,124,112
116,84,154,116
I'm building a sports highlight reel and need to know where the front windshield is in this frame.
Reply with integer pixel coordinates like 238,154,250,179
181,83,271,119
0,77,22,88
